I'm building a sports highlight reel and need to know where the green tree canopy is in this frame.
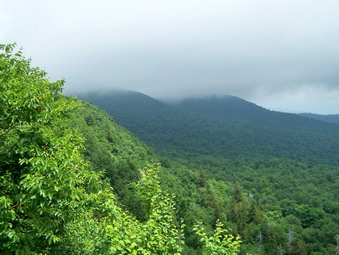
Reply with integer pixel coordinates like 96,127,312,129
0,43,241,254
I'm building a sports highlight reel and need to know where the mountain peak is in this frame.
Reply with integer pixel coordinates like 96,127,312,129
172,95,269,121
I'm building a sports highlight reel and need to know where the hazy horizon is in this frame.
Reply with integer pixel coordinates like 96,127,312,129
1,0,339,114
70,87,339,115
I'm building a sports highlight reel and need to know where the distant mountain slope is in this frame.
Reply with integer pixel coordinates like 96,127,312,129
171,95,269,121
77,91,339,165
300,113,339,124
173,96,338,131
75,94,339,254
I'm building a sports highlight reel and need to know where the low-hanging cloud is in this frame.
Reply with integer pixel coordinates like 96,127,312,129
1,0,339,113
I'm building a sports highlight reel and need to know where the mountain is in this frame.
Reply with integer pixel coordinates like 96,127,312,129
4,45,338,255
78,91,339,165
70,98,339,255
170,95,269,121
300,113,339,124
173,95,338,130
77,91,339,254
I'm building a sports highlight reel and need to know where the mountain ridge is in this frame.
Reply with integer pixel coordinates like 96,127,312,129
77,90,339,165
300,113,339,124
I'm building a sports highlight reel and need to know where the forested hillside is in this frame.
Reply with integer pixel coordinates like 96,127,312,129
2,44,338,255
0,44,242,254
69,102,245,254
68,101,339,255
79,90,339,254
80,91,339,165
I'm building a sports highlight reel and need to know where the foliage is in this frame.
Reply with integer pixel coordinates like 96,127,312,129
79,90,339,254
0,43,189,254
79,91,339,166
0,43,87,253
67,102,155,219
194,220,241,255
6,42,338,255
185,157,339,254
0,43,75,134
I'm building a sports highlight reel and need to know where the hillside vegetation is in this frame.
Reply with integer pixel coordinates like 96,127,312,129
2,44,338,254
80,90,339,254
80,91,339,166
0,44,241,254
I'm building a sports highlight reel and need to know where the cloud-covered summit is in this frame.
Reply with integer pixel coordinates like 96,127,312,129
1,0,339,113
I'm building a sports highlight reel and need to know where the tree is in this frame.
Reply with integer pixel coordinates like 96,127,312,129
194,220,241,255
0,43,95,253
1,43,244,254
228,183,249,233
0,44,187,254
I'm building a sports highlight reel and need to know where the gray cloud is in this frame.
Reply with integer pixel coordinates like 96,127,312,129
1,0,339,113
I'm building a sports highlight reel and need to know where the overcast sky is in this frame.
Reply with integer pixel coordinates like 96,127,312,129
1,0,339,114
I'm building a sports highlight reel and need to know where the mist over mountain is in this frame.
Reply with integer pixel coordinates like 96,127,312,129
172,95,339,132
4,1,339,251
74,90,339,254
77,90,339,166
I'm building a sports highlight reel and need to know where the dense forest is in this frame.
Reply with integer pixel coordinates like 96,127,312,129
79,91,339,165
1,44,339,255
0,44,241,254
79,91,339,254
